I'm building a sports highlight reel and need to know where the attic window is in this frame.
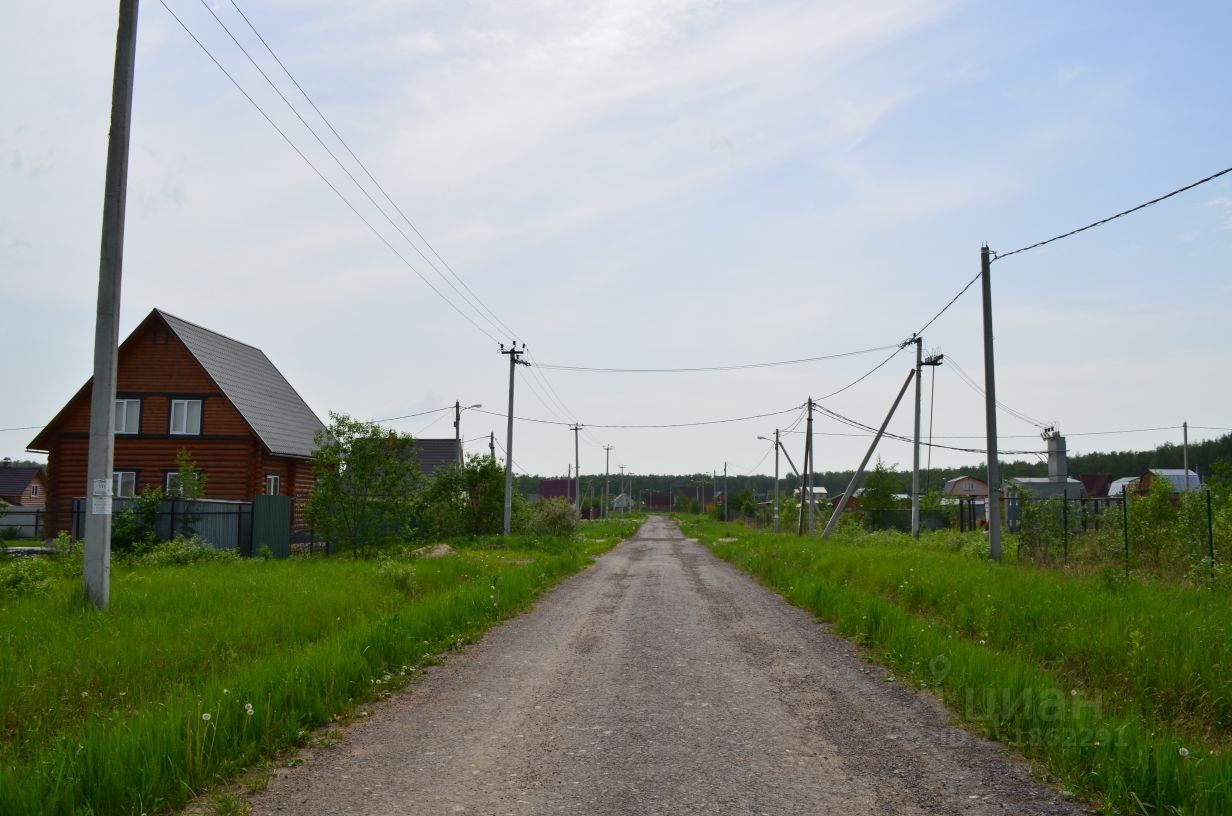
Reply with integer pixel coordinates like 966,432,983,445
115,399,140,435
170,399,202,435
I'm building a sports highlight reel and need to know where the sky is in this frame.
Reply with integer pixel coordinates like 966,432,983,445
2,0,1230,483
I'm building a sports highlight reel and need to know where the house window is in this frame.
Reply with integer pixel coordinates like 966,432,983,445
30,484,40,497
265,474,281,495
964,481,974,491
169,399,202,435
113,471,137,498
166,468,204,498
115,399,141,434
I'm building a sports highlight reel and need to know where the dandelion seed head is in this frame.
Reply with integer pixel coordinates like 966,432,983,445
1179,747,1190,758
202,712,212,722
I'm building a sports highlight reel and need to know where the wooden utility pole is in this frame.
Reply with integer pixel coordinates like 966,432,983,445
911,338,923,537
489,431,496,463
500,343,527,535
797,414,811,536
980,245,1003,560
1183,422,1191,492
723,462,728,522
806,398,815,534
84,0,140,610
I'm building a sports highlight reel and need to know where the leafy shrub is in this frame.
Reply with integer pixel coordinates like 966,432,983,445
141,536,239,567
524,498,579,538
375,555,416,594
0,555,54,597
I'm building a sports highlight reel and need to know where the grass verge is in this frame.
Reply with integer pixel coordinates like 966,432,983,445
679,516,1232,816
0,519,639,815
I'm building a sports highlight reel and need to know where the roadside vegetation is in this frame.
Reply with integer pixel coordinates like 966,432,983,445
681,515,1232,815
0,490,639,815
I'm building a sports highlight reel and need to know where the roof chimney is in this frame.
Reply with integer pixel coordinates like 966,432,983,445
2,457,11,468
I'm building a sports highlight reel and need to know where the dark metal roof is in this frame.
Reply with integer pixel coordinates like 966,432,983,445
0,466,42,499
157,310,325,459
414,438,461,476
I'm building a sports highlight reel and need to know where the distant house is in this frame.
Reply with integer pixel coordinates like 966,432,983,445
610,492,635,511
1138,468,1201,495
539,479,578,503
0,461,47,508
1080,474,1114,499
644,491,673,511
943,475,988,498
1108,477,1138,498
413,439,462,477
677,484,716,507
1007,476,1083,501
28,309,325,537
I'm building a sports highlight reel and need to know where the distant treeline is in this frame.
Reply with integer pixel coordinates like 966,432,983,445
518,432,1232,500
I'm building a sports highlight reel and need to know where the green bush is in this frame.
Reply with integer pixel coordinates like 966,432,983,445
0,556,54,597
141,536,240,567
525,498,579,537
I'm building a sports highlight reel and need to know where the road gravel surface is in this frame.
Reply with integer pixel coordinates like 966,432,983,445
250,516,1086,815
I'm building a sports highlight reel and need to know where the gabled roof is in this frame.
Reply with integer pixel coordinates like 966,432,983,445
1108,477,1137,497
0,466,43,499
944,474,987,487
1080,474,1114,498
157,311,324,458
1145,468,1201,492
414,438,460,476
30,309,324,459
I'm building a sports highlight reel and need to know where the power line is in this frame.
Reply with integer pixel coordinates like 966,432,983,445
994,164,1232,261
228,0,522,345
943,355,1046,429
532,344,899,374
158,0,501,345
369,405,453,424
0,425,43,434
814,403,1044,456
471,404,804,430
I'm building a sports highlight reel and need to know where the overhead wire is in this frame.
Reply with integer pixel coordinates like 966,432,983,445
993,165,1232,261
943,355,1047,429
215,0,519,344
229,0,522,345
531,344,900,373
471,404,804,430
157,0,502,345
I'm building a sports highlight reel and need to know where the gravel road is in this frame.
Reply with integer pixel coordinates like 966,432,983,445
250,516,1086,815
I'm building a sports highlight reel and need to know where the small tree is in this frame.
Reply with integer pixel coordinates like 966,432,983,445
306,412,422,557
861,458,899,530
421,454,505,538
168,448,207,535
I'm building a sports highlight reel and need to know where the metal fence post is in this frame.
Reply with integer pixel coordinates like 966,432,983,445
1209,489,1215,578
1062,497,1069,560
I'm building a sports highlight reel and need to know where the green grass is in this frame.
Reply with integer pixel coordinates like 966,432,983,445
0,519,639,815
681,517,1232,816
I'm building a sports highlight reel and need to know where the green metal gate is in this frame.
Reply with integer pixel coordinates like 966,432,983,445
251,495,292,558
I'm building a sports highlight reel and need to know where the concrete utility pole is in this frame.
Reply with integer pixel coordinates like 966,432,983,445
489,432,496,463
911,338,923,538
797,413,811,536
1183,421,1191,492
500,343,528,535
806,398,816,534
454,402,481,468
84,0,140,611
912,348,944,538
619,465,626,515
603,444,612,518
569,424,582,511
980,244,1003,561
773,430,780,532
823,368,916,538
723,462,729,522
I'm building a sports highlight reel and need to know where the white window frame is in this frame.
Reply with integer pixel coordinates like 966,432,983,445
169,399,202,436
30,484,40,497
265,474,281,496
113,471,137,498
115,399,141,435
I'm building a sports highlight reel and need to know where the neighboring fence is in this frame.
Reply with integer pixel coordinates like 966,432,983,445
72,497,254,554
0,506,45,539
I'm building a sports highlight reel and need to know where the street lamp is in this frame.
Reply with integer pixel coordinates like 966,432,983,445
455,402,482,468
758,433,780,533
